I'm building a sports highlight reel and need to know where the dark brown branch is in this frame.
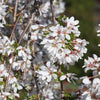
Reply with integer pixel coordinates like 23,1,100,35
10,13,23,40
58,66,65,100
33,70,40,100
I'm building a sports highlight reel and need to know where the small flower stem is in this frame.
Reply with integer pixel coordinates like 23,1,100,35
23,62,27,81
89,74,100,79
50,0,56,25
10,13,23,40
0,32,4,37
58,66,65,100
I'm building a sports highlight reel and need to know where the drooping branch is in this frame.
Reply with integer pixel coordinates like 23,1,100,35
18,13,35,45
50,0,65,99
33,69,40,100
10,13,23,40
50,0,56,25
14,0,18,22
28,41,40,100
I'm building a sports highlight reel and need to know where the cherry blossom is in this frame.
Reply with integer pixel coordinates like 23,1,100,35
0,0,99,100
0,3,8,27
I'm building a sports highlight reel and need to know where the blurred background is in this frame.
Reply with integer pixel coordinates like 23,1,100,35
62,0,100,98
62,0,100,76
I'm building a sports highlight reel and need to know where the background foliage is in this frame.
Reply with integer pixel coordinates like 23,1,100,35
62,0,100,77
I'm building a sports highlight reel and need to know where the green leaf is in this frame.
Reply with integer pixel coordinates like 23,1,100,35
0,54,4,62
19,89,28,100
0,81,5,86
65,93,71,98
13,42,18,48
19,16,23,23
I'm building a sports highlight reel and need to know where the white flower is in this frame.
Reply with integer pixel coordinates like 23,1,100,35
12,83,23,93
81,91,92,100
91,78,100,96
0,36,15,55
8,76,17,84
39,2,50,16
82,77,91,85
36,62,57,83
53,0,65,15
42,88,54,100
17,46,32,61
41,20,88,65
0,64,8,77
66,73,78,83
83,54,100,72
66,16,79,26
0,3,8,27
60,75,66,81
31,30,42,41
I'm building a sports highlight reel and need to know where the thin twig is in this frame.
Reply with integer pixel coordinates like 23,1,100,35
23,62,27,81
33,71,40,100
3,0,9,5
89,74,100,79
0,32,4,38
18,13,35,45
4,56,14,92
50,0,56,25
14,0,18,22
10,13,22,40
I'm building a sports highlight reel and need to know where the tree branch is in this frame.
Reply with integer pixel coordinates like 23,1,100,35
58,66,65,100
4,56,14,92
14,0,18,22
18,13,35,45
10,13,23,40
50,0,56,25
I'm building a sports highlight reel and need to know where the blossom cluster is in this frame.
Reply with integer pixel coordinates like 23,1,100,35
41,17,88,66
0,36,23,100
0,0,99,100
0,0,67,100
76,54,100,100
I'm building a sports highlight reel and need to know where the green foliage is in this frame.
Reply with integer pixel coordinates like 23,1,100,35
64,91,77,100
13,42,18,55
0,81,5,86
19,16,23,23
19,89,28,100
56,15,67,26
13,42,18,48
65,93,71,97
0,54,4,62
29,94,38,100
